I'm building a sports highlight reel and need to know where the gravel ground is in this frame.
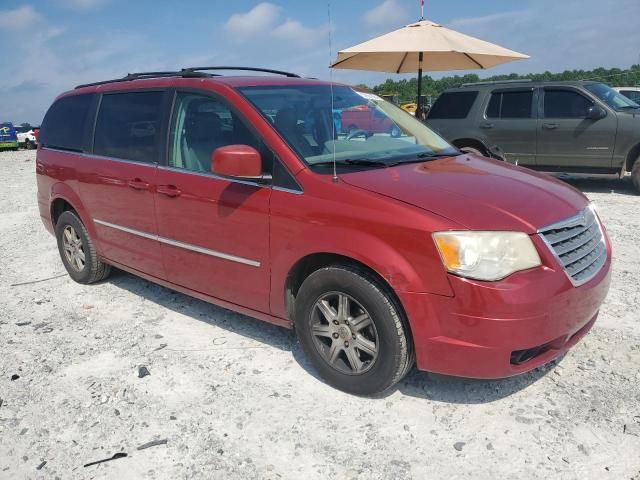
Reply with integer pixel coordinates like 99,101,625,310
1,149,639,480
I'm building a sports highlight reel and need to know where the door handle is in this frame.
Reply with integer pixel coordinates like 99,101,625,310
479,122,494,129
128,178,150,190
157,185,182,198
542,123,559,130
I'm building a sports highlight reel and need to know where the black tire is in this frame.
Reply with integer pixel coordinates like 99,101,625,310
389,125,401,138
55,210,111,284
631,156,640,193
294,265,413,396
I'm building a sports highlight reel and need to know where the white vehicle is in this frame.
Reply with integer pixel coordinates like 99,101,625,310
15,125,37,149
614,87,640,104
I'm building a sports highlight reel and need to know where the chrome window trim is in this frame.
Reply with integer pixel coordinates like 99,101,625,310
537,206,606,287
42,147,157,168
157,165,264,188
93,219,260,267
273,186,304,195
157,165,304,194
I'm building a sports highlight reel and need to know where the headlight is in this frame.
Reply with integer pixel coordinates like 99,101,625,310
432,231,541,281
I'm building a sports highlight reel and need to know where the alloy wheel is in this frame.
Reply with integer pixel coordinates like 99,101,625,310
309,292,379,375
62,225,86,272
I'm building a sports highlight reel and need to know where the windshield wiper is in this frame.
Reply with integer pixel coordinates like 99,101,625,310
311,159,387,168
386,153,454,167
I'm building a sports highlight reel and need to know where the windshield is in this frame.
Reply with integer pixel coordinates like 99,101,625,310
585,83,640,111
238,85,459,170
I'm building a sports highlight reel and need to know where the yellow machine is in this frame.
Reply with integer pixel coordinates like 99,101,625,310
401,102,417,115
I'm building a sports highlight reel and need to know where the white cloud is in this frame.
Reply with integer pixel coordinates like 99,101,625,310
225,2,280,37
62,0,108,9
0,5,41,30
364,0,410,29
449,11,526,28
224,3,328,50
272,19,329,47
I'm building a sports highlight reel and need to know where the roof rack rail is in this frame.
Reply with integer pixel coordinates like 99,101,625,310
181,66,300,78
75,66,301,89
75,70,211,89
461,79,533,87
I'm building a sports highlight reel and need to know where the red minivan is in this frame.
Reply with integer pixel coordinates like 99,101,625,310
36,67,611,395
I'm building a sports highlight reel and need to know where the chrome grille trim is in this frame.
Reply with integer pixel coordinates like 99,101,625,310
537,207,607,287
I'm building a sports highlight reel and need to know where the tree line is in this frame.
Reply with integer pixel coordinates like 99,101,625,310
363,65,640,103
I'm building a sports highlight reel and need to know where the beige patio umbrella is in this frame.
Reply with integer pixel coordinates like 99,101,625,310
331,19,529,116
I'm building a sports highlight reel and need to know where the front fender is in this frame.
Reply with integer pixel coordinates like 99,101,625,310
269,224,454,319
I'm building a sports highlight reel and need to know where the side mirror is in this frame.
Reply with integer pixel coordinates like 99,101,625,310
586,105,606,120
212,145,262,180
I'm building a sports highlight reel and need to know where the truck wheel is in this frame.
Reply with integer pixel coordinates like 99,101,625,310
631,156,640,193
459,146,485,156
294,265,413,396
55,210,111,284
390,125,401,138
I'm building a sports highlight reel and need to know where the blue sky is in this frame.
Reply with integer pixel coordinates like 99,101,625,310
1,0,639,123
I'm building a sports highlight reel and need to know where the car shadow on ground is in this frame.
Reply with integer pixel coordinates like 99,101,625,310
108,268,560,404
108,268,295,353
552,174,637,195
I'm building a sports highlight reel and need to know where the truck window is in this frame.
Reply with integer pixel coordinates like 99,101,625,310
486,90,533,119
620,90,640,103
544,90,592,118
428,91,478,119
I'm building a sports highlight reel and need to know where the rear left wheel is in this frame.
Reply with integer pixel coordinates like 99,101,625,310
55,210,111,284
295,265,413,396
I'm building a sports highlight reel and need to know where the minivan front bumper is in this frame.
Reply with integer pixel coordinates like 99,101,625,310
400,236,612,379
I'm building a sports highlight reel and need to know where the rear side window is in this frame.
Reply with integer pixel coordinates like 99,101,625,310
94,91,164,163
40,94,93,151
544,90,593,118
428,91,478,119
486,90,533,119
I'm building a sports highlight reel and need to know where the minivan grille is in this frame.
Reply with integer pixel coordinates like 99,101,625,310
538,207,606,287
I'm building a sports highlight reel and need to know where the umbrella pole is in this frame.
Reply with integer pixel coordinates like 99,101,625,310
416,52,424,120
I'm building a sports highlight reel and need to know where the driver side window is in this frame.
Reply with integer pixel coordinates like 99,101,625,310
169,92,260,173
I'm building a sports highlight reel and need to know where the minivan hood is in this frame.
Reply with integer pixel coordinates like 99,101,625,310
340,155,589,233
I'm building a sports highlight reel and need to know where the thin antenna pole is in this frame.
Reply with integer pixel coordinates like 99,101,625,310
419,0,424,20
328,0,338,183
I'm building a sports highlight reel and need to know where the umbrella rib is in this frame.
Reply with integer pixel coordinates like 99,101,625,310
396,52,409,74
463,53,485,69
330,55,354,68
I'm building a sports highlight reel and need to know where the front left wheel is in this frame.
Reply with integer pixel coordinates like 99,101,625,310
295,265,413,396
55,210,111,284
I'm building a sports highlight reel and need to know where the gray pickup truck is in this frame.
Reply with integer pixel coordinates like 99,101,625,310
426,80,640,191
